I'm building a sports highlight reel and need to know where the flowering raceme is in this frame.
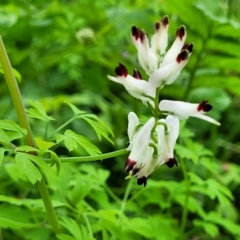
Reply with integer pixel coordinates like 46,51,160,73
108,16,220,186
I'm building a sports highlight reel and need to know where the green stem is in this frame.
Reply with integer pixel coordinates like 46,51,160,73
48,116,76,138
179,157,190,239
38,177,61,233
0,36,34,147
0,36,61,234
119,178,134,223
46,149,128,163
154,87,161,123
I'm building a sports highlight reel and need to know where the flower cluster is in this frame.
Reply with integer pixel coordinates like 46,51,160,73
108,16,220,187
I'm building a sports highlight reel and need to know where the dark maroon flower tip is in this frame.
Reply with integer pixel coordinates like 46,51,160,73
182,43,194,53
124,159,136,172
139,30,145,43
115,63,128,77
131,26,145,43
137,176,147,187
176,25,185,40
166,158,178,168
176,50,189,63
133,69,142,79
131,26,139,39
197,100,212,112
161,15,169,26
155,21,161,31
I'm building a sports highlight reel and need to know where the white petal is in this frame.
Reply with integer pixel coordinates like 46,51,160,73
159,100,198,118
125,75,156,98
149,60,178,88
151,16,169,56
107,75,122,84
191,113,221,126
159,100,220,125
108,72,156,104
128,117,155,162
165,115,179,155
165,53,189,85
128,112,139,141
161,26,187,67
135,147,156,178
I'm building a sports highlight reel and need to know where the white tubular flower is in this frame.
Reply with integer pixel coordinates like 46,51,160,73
130,17,193,88
131,26,158,75
161,26,187,67
127,112,140,142
156,116,180,168
124,117,155,186
159,100,220,126
149,49,190,88
107,63,155,105
151,16,169,56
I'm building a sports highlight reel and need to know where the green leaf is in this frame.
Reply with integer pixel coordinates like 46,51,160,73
0,216,38,229
206,212,240,236
56,234,75,240
35,138,56,155
0,148,6,166
56,134,78,152
26,100,55,122
60,217,94,240
206,178,233,201
0,120,27,141
27,154,50,173
65,102,86,116
70,178,91,206
174,194,206,218
15,145,39,153
48,150,61,175
0,119,27,135
127,217,153,238
0,128,12,148
79,115,114,144
194,220,219,238
15,153,42,184
64,129,101,155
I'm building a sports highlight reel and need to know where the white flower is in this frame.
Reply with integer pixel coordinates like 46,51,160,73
149,48,191,88
159,100,220,125
125,116,155,187
131,26,158,75
151,16,169,56
125,113,180,187
156,115,180,168
130,16,193,88
107,63,155,105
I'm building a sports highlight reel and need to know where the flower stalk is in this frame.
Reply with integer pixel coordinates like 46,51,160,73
0,36,61,234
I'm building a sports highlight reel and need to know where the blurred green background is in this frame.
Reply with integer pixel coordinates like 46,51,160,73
1,0,240,239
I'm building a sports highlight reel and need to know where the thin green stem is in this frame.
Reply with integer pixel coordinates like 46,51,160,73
104,184,121,204
179,158,190,239
119,178,134,223
45,149,128,163
44,121,49,140
48,116,76,139
154,87,161,123
0,36,34,147
83,214,93,237
37,177,61,233
0,36,61,234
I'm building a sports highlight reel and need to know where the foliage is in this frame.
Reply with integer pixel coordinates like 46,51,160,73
0,0,240,239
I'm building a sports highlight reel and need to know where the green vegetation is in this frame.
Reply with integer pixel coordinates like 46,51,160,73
0,0,240,239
